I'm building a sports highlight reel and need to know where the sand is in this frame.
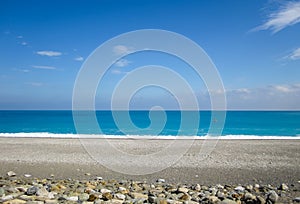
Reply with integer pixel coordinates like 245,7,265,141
0,138,299,185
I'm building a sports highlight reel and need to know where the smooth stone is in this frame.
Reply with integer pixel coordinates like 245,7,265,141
24,174,32,178
0,187,4,196
234,186,245,192
19,195,34,201
26,201,44,204
103,192,113,200
148,196,157,203
101,188,112,194
244,192,256,200
131,192,148,199
257,196,266,204
7,171,16,177
26,186,38,195
45,201,58,204
220,199,237,204
1,195,13,202
208,196,219,203
267,190,278,203
178,187,189,193
157,178,166,183
279,183,289,191
115,193,126,200
293,197,300,203
96,176,103,180
79,193,90,201
3,199,26,204
217,191,225,199
16,187,27,193
66,196,79,201
194,184,201,191
36,187,49,197
179,194,191,201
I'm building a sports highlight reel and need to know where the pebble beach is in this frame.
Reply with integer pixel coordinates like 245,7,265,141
0,138,300,203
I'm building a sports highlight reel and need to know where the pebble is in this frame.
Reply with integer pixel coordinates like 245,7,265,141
267,190,279,203
24,174,32,178
3,199,26,204
26,186,38,195
7,171,16,177
157,178,166,183
0,176,298,204
294,197,300,203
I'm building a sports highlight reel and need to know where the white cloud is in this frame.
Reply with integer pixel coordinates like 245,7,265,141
115,59,131,67
26,82,43,87
253,1,300,33
17,35,23,39
32,65,56,70
113,45,133,55
286,47,300,60
21,42,27,46
74,56,84,61
36,50,62,57
111,69,128,74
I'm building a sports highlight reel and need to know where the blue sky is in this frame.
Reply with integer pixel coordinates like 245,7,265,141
0,0,300,110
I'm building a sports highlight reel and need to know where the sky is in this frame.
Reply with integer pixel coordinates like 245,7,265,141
0,0,300,110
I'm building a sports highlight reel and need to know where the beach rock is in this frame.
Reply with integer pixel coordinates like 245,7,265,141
221,198,237,204
96,176,103,180
208,195,219,203
178,187,189,193
115,193,126,200
131,192,148,200
1,195,13,202
24,174,32,178
279,183,288,191
79,193,90,201
3,199,26,204
294,197,300,203
0,187,5,196
266,190,278,204
66,196,79,201
103,192,113,200
194,184,201,191
7,171,16,177
234,186,245,192
26,186,38,195
256,196,266,204
36,187,49,197
157,178,166,183
101,188,112,194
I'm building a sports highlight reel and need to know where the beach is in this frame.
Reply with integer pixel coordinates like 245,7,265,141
0,138,299,184
0,138,299,203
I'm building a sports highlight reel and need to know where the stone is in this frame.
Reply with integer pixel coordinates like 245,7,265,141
66,196,79,201
96,176,103,180
115,193,126,200
1,195,13,202
208,195,219,203
24,174,32,178
179,193,191,201
44,201,58,204
36,187,49,197
26,201,44,204
19,195,34,201
279,183,288,191
79,193,90,201
266,190,278,204
103,192,113,200
88,194,98,202
221,198,237,204
178,187,189,193
257,196,266,204
234,186,245,192
157,178,166,183
7,171,16,177
0,187,5,196
101,188,112,194
26,186,38,195
293,197,300,203
194,184,201,191
148,196,157,203
217,191,225,199
3,199,26,204
244,192,256,200
131,192,148,199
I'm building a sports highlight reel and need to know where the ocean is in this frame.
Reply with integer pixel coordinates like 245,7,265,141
0,110,299,138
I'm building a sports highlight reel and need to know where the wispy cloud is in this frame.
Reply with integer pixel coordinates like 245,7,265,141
74,56,84,61
111,69,129,75
32,65,56,70
17,35,23,39
115,59,131,67
113,45,133,55
285,47,300,60
253,1,300,33
36,50,62,57
21,42,27,46
26,82,43,87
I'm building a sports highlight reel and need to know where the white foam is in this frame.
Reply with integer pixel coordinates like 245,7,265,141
0,132,299,140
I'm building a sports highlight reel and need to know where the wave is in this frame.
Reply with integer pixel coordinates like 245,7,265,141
0,132,299,140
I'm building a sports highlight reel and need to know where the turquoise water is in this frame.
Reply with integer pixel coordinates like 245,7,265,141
0,111,299,136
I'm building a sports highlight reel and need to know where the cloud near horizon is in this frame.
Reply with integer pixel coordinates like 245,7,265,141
113,45,133,55
32,65,56,70
36,50,62,57
74,56,84,61
253,1,300,33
